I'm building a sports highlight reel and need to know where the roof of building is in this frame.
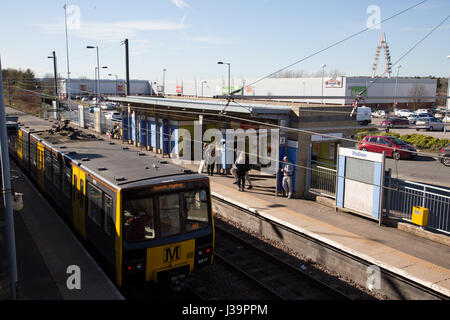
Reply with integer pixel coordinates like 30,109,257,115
106,96,294,115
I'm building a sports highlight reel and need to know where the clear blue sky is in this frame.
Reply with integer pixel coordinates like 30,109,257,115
1,0,449,82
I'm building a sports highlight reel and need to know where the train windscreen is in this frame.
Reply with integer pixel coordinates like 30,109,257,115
123,183,210,243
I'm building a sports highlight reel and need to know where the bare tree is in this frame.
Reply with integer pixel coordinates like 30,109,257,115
408,84,428,109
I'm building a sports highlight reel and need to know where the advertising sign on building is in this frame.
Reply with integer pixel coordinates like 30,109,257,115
176,85,182,93
351,86,368,97
80,84,88,92
117,85,124,92
325,78,343,88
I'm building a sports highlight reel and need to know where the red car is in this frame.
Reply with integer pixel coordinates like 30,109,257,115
381,117,410,128
358,135,417,160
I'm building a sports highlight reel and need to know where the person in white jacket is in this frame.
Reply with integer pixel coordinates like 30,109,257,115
281,156,293,198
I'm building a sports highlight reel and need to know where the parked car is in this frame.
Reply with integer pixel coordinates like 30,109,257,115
434,112,446,120
358,135,417,160
415,117,445,131
395,109,414,117
356,106,371,125
408,113,434,124
100,103,116,110
415,108,434,115
105,111,121,120
381,117,409,128
371,110,386,118
439,144,450,167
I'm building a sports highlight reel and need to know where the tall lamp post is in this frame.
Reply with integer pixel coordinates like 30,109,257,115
201,80,207,97
87,45,100,103
48,52,59,117
163,68,167,96
218,61,231,95
108,74,119,96
321,64,327,104
394,65,402,110
445,55,450,134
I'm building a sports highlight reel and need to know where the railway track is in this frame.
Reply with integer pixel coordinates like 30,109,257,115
213,220,351,300
212,195,449,300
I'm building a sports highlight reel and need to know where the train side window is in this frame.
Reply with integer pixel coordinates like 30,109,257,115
184,189,209,232
80,180,84,209
103,194,113,236
87,182,102,227
44,149,52,181
52,154,60,188
62,166,71,199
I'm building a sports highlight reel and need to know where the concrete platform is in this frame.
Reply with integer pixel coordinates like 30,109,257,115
0,161,124,300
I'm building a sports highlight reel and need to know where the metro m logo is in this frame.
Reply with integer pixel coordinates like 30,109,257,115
164,246,181,262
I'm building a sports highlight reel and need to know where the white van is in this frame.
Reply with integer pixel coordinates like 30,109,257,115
357,106,372,125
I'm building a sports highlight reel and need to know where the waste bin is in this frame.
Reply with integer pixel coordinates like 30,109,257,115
411,206,429,227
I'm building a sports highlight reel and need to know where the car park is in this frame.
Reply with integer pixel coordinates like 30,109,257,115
415,117,445,131
381,117,410,128
415,108,435,115
439,144,450,167
358,135,417,160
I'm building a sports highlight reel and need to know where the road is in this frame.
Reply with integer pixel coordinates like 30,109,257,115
361,117,450,188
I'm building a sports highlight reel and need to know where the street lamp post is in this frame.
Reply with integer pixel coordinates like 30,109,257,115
108,74,118,96
218,62,231,95
202,81,207,97
48,52,59,118
445,55,450,134
321,64,327,104
87,45,100,103
163,69,167,96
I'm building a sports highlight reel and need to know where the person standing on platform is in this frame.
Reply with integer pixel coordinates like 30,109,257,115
235,150,247,191
215,141,222,175
206,143,216,176
281,156,293,199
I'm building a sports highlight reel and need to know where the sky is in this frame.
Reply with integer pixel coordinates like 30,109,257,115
0,0,449,83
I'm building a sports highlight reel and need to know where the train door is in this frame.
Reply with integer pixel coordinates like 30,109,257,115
72,165,87,238
37,142,45,191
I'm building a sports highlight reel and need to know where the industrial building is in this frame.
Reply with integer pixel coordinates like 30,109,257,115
162,76,438,109
58,78,154,98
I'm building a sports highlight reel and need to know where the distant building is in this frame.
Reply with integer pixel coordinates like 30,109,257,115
162,76,438,109
58,79,155,98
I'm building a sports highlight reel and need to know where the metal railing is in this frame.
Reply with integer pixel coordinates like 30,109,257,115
385,176,450,234
310,163,337,199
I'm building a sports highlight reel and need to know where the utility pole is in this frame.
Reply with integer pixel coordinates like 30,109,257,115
7,79,11,106
124,39,130,96
63,4,71,110
48,51,60,118
0,56,18,299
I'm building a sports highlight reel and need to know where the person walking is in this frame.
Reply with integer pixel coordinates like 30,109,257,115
281,156,294,199
215,141,222,175
235,150,247,191
206,143,215,176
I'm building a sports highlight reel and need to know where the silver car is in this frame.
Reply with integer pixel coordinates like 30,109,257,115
415,117,445,131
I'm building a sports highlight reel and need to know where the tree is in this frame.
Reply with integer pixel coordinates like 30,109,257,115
408,84,428,109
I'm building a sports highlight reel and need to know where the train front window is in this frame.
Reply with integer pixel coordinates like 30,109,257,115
159,193,181,237
184,189,209,232
123,197,155,242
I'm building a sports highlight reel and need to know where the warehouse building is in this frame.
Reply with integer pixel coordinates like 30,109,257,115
162,76,438,109
58,79,154,98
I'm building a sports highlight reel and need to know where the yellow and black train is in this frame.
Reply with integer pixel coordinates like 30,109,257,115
8,116,214,287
